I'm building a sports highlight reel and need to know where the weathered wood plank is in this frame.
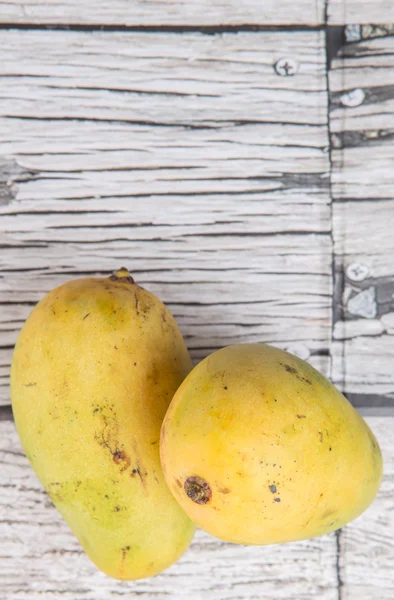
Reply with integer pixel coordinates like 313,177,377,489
2,0,394,27
328,2,394,25
0,0,325,26
329,33,394,406
0,419,339,600
0,30,331,406
338,417,394,599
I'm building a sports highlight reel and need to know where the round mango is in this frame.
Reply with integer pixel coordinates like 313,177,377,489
160,343,383,545
11,268,195,579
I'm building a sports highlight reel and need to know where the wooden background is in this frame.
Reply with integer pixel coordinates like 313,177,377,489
1,1,394,598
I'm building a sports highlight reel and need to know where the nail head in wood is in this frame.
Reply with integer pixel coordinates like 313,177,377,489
346,263,370,282
274,58,298,76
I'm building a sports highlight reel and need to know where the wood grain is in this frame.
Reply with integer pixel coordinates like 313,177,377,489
0,0,325,26
339,417,394,600
2,0,394,27
0,29,331,407
329,33,394,406
328,1,394,25
0,419,338,600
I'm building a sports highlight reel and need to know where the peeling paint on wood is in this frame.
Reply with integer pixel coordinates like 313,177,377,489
0,157,37,205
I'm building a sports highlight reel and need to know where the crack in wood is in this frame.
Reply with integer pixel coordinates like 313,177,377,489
336,530,344,600
0,23,325,33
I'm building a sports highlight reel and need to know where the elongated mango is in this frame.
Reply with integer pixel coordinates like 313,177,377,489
11,268,195,580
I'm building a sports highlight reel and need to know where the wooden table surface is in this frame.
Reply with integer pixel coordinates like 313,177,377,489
1,1,394,598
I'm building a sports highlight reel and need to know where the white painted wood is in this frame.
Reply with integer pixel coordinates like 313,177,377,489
0,0,325,26
328,0,394,24
0,30,331,406
339,417,394,600
0,418,338,600
332,336,394,395
329,34,394,403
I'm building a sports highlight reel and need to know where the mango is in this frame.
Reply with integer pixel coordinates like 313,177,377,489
160,343,383,545
11,268,195,579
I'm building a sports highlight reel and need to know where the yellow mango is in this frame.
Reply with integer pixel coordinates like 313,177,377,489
11,268,195,579
160,343,383,545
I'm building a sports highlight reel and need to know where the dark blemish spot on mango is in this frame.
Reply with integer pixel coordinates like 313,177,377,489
23,382,37,387
274,399,278,403
223,385,228,390
320,493,324,497
131,465,146,488
274,498,281,503
218,487,231,494
297,414,306,419
114,345,118,350
114,506,121,512
105,494,109,499
184,476,212,505
281,363,298,375
319,431,323,442
83,313,90,320
175,479,183,488
113,450,131,473
329,447,332,451
269,485,277,494
121,545,130,563
134,362,137,366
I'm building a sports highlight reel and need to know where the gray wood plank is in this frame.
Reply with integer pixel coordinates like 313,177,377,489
329,30,394,407
0,29,331,407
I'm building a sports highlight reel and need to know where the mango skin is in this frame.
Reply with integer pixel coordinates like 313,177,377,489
160,343,383,545
11,270,195,580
